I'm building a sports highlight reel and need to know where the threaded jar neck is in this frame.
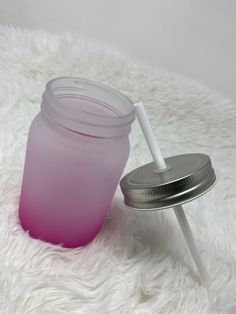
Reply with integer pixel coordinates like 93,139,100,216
41,77,135,138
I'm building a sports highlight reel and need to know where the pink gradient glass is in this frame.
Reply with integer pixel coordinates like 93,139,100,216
19,77,135,248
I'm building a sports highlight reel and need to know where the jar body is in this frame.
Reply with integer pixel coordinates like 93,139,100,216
19,113,130,247
19,77,134,248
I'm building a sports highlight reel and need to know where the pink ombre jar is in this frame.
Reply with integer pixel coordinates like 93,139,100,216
19,77,135,248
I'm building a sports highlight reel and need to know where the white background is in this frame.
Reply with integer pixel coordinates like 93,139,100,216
0,0,235,100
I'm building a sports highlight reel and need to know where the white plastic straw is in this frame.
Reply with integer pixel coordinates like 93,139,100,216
134,103,167,171
134,101,211,285
173,205,210,285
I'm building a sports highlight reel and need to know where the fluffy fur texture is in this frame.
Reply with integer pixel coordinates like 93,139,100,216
0,25,235,314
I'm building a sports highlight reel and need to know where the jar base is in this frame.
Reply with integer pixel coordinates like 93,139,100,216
19,211,103,249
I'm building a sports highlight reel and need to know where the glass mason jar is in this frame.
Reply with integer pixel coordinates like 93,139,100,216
19,77,135,248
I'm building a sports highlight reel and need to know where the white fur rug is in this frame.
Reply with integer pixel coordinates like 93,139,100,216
0,25,236,314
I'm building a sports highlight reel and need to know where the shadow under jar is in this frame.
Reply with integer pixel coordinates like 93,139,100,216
19,77,135,248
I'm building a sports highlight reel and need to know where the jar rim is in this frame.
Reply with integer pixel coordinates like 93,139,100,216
42,77,135,138
45,77,135,125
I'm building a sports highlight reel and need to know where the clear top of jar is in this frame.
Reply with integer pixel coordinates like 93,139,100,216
41,77,135,138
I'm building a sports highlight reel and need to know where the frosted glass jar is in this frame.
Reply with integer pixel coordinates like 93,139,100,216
19,77,135,248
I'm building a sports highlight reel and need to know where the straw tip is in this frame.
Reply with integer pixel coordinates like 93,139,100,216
133,102,143,108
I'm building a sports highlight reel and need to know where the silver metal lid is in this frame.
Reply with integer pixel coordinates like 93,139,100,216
120,153,216,210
